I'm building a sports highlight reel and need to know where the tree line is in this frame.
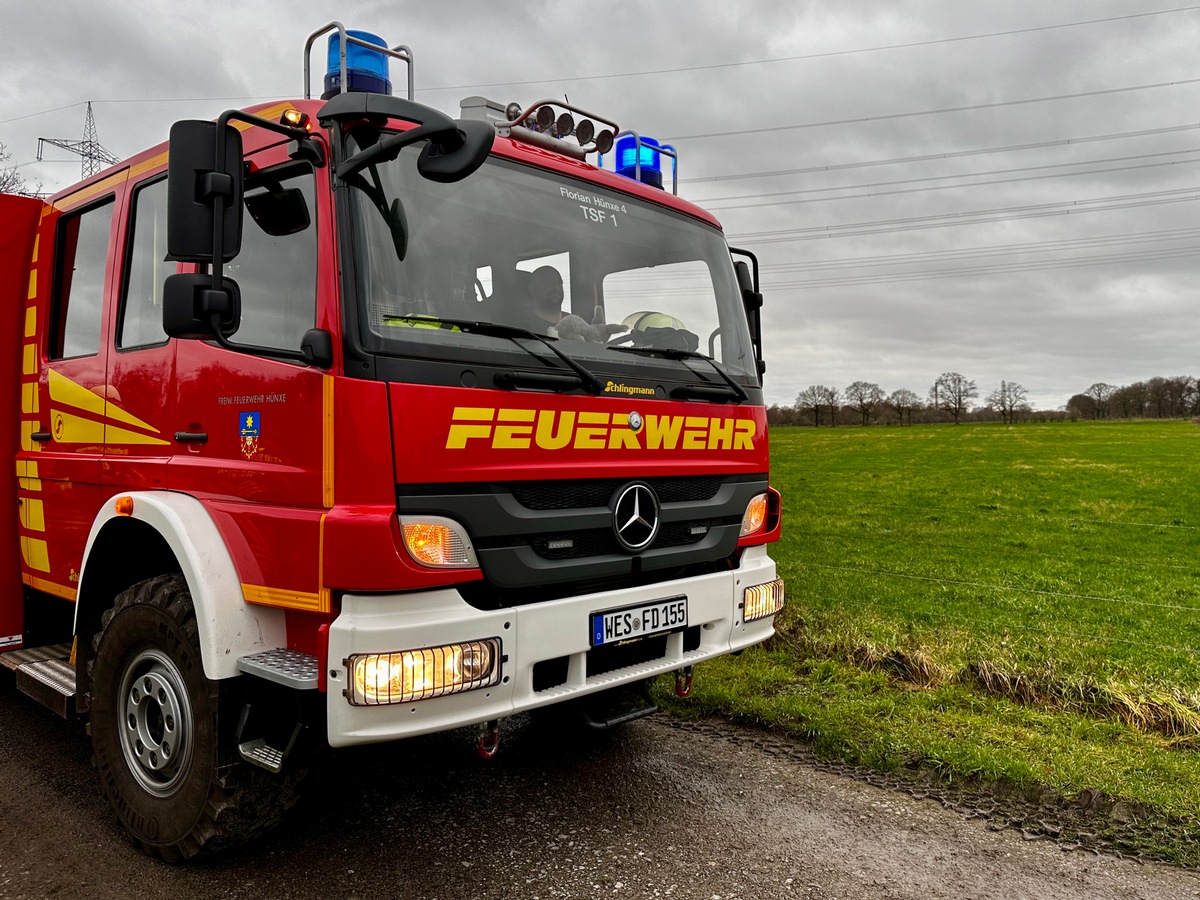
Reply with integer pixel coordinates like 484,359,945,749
1066,376,1199,420
776,373,1034,427
772,372,1200,427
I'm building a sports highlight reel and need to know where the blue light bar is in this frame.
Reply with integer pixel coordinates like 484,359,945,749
615,135,663,189
324,30,392,97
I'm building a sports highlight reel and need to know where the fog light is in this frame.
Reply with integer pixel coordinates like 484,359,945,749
744,578,784,622
740,493,768,536
400,516,478,568
348,638,501,705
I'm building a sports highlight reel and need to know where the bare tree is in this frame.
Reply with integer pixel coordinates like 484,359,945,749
887,388,921,425
818,385,841,427
844,381,884,426
929,372,977,424
986,380,1029,424
795,386,823,427
1084,382,1114,419
0,141,37,196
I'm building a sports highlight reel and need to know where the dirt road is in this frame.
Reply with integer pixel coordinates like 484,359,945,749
1,683,1197,899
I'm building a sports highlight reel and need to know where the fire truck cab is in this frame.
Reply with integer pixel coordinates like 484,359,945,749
0,24,783,860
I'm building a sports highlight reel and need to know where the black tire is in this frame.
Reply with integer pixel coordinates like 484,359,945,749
88,574,304,861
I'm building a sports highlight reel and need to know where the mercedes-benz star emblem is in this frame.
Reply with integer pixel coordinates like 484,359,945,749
628,411,643,432
612,482,660,553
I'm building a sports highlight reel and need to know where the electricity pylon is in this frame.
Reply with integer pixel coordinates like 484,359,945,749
37,102,120,179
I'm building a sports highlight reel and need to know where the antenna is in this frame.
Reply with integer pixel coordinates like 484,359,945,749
37,102,121,179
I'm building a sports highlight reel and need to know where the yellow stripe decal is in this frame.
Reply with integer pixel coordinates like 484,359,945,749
26,270,36,300
48,369,165,439
241,584,324,612
322,375,335,508
21,383,37,415
318,513,331,614
24,307,35,338
48,369,104,413
20,537,50,572
48,410,104,444
19,498,45,532
30,235,39,263
22,344,35,376
104,424,170,446
52,168,129,211
21,574,76,601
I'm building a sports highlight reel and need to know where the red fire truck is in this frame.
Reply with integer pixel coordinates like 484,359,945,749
0,24,783,859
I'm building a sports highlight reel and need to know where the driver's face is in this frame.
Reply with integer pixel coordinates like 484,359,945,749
532,269,563,307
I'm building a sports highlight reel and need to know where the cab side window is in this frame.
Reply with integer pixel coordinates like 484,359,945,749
51,198,114,359
226,166,317,351
118,178,168,349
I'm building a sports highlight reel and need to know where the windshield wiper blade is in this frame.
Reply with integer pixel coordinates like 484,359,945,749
401,318,607,394
612,346,749,402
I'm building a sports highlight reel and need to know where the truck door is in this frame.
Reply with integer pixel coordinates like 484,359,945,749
168,157,330,615
103,175,176,491
32,185,123,596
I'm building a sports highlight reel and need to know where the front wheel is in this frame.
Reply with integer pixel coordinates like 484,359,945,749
88,574,302,861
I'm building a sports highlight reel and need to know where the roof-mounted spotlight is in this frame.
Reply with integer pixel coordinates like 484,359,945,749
575,119,595,145
535,105,555,131
556,112,574,138
594,129,614,155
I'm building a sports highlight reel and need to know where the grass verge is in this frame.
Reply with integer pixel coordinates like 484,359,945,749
664,420,1200,865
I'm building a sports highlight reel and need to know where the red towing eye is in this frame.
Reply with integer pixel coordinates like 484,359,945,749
476,719,500,759
675,666,694,698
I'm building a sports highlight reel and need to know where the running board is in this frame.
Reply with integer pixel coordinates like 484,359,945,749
0,644,76,718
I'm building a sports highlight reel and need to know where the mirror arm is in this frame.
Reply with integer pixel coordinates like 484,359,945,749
207,313,319,365
336,121,446,179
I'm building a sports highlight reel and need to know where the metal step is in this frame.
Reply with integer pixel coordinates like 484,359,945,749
1,644,75,718
238,738,285,773
237,648,319,690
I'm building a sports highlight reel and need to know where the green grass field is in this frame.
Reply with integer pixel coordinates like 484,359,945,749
664,420,1200,861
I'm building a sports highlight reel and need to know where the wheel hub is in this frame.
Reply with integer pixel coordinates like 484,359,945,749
118,649,194,796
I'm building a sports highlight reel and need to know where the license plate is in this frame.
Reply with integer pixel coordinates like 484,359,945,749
591,596,687,646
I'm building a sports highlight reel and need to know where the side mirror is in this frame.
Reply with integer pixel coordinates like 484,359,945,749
734,259,754,294
733,257,764,380
167,120,244,263
163,273,241,340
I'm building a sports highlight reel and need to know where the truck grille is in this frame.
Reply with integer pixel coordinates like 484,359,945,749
398,473,767,600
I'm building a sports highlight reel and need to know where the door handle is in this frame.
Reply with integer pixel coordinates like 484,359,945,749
30,432,51,442
174,431,209,444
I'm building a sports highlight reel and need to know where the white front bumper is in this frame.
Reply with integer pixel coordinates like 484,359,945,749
325,546,778,747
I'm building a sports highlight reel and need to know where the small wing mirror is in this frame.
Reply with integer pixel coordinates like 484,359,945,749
163,273,242,340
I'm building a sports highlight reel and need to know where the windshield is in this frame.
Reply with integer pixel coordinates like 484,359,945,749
344,133,757,383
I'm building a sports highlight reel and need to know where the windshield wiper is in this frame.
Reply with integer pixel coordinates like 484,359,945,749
396,318,607,394
612,346,749,403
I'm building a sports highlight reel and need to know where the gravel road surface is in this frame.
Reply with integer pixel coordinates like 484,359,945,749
2,682,1197,900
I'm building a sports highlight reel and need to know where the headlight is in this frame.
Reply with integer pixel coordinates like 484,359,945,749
740,493,768,536
400,516,478,567
347,638,501,706
744,578,785,622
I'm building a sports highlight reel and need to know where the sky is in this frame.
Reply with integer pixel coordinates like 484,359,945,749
3,0,1199,411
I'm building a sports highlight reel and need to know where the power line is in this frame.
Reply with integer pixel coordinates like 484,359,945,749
764,227,1200,273
6,7,1200,123
695,150,1200,210
415,6,1200,94
668,77,1200,142
763,244,1200,289
682,123,1200,185
728,186,1200,242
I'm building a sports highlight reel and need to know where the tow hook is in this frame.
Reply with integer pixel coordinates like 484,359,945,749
674,666,694,698
476,720,500,760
